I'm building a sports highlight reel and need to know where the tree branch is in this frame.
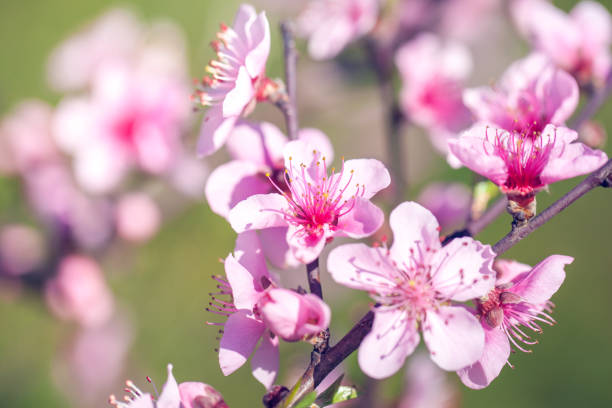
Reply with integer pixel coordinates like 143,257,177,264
492,158,612,255
278,21,299,140
306,258,323,299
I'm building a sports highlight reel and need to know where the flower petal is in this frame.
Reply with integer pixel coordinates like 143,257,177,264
224,254,260,310
234,230,271,291
286,224,326,264
156,364,181,408
259,227,299,269
510,254,573,304
197,105,238,157
226,121,287,166
358,309,420,379
229,193,288,233
389,202,441,264
327,243,396,292
219,310,265,376
337,197,384,238
245,11,271,78
422,306,484,371
535,66,579,124
222,66,255,117
494,259,532,287
338,159,391,200
251,332,279,389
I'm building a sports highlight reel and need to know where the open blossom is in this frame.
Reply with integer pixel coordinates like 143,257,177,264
297,0,379,60
448,124,608,205
109,364,228,408
195,4,272,156
395,33,472,166
328,202,496,378
512,0,612,86
464,53,579,136
207,232,330,388
457,255,573,389
229,138,389,264
417,183,471,233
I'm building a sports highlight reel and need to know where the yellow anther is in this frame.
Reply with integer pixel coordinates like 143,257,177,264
265,172,271,177
409,280,416,287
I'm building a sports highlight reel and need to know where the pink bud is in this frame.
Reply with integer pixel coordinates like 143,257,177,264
485,307,504,328
178,382,228,408
257,288,331,342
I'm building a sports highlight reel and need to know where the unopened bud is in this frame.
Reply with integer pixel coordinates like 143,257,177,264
485,307,504,328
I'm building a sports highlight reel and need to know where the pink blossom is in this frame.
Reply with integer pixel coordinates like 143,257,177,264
512,0,612,86
399,352,457,408
463,53,579,136
297,0,379,60
109,364,228,408
115,192,161,243
417,183,471,232
395,33,472,166
195,4,272,156
0,224,45,276
457,255,573,389
448,124,608,203
45,255,114,327
207,231,330,388
327,202,496,378
229,139,389,264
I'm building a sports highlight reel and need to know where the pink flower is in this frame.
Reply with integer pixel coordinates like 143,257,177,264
399,352,457,408
448,124,608,203
0,224,45,276
195,4,272,156
417,183,471,233
395,33,473,166
45,255,114,327
457,255,573,389
297,0,379,60
109,364,228,408
464,53,579,136
327,202,496,378
512,0,612,86
115,192,161,243
207,231,330,388
229,139,390,264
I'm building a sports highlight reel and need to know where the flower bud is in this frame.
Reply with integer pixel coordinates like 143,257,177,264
257,288,331,342
178,382,228,408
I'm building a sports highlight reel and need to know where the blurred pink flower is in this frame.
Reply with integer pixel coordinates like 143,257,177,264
395,33,473,166
512,0,612,86
464,53,579,135
448,124,608,204
0,100,59,175
45,255,114,327
297,0,379,60
327,202,496,378
417,183,471,233
457,255,573,389
0,224,45,276
399,352,457,408
195,4,272,156
110,364,228,408
229,138,389,264
115,192,161,243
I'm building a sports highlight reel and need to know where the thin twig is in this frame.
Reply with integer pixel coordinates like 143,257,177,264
492,159,612,255
442,196,507,245
306,258,323,299
279,21,299,140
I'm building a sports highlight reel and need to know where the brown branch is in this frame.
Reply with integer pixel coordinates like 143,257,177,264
492,158,612,255
306,258,323,299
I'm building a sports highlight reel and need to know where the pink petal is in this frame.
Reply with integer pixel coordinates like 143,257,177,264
571,1,612,55
224,254,260,310
205,160,270,218
422,306,484,371
339,159,391,200
337,197,384,238
286,224,326,264
327,243,396,292
228,193,288,233
389,202,441,264
251,332,279,389
430,237,496,302
298,294,331,337
457,324,511,389
494,259,532,287
234,230,271,291
226,121,288,166
297,127,334,164
197,105,238,157
232,4,257,41
178,382,226,408
245,12,271,78
222,66,255,117
358,309,420,379
307,17,354,60
259,227,299,269
448,124,508,186
535,66,579,124
219,310,265,376
463,87,509,128
156,364,181,408
258,288,302,340
510,254,573,304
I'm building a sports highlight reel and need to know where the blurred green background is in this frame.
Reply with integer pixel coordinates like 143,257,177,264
1,0,611,407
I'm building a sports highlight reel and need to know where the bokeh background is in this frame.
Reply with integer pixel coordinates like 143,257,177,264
1,0,611,407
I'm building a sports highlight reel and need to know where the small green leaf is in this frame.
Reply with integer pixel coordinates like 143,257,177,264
314,374,344,406
293,391,318,408
331,386,358,403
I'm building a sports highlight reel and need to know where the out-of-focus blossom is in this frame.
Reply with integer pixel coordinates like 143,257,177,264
395,33,472,166
327,202,496,378
297,0,379,60
53,315,133,404
578,120,607,149
0,100,59,175
448,124,608,207
229,138,389,264
45,255,114,327
457,255,573,389
464,53,579,136
115,192,161,243
0,225,45,276
207,232,331,388
399,352,457,408
195,4,272,156
512,0,612,86
167,154,209,198
109,364,228,408
417,183,471,232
